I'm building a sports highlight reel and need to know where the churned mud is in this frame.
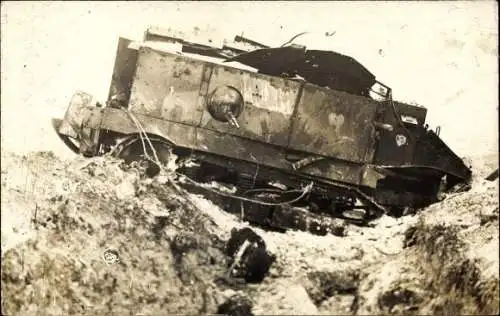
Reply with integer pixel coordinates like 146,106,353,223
1,151,498,315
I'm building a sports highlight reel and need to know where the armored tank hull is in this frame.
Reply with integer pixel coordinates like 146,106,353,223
52,27,472,224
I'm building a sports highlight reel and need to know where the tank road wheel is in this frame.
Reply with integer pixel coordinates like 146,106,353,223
114,136,174,178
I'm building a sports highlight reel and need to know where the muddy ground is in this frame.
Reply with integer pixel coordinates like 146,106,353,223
1,150,498,315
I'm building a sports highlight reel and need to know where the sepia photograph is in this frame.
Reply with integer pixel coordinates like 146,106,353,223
1,1,498,315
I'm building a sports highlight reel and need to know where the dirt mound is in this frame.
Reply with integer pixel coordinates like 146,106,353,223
1,151,498,315
355,161,499,315
398,220,499,315
1,153,234,315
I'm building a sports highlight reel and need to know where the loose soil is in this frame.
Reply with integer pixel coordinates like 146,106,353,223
1,150,498,315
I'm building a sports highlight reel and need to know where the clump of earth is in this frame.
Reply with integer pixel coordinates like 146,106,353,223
1,150,498,315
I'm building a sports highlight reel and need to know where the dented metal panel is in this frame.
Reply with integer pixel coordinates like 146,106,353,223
101,108,197,148
196,128,368,186
296,158,365,185
128,47,207,125
196,129,290,168
62,91,103,134
289,84,378,163
373,101,416,165
200,66,301,147
393,101,427,125
107,37,139,104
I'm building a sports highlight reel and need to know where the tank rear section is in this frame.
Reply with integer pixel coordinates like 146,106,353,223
52,30,472,221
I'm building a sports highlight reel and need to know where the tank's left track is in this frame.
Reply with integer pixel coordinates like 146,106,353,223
176,160,372,227
111,136,384,234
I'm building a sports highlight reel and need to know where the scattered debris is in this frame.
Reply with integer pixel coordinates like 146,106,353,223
305,269,360,306
217,294,254,316
1,151,498,315
378,286,422,314
485,168,499,181
225,227,276,283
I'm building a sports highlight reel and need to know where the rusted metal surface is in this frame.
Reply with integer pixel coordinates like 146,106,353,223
411,129,472,182
201,66,301,147
53,91,102,156
129,47,207,126
296,159,366,186
372,100,420,165
61,92,102,133
392,101,427,126
107,37,139,105
64,104,197,149
101,108,197,148
288,84,378,163
196,128,368,186
373,130,415,166
196,128,291,169
127,46,303,147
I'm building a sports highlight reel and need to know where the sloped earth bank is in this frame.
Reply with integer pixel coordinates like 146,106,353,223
1,151,499,315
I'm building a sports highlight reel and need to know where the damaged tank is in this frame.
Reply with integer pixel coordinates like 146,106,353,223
52,26,472,225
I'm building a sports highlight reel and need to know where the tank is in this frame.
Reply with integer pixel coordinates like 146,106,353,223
52,26,472,224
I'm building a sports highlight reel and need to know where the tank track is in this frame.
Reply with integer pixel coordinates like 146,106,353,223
176,157,377,232
186,153,386,214
113,137,385,233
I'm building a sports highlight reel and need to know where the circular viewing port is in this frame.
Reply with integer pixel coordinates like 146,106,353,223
207,86,244,122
